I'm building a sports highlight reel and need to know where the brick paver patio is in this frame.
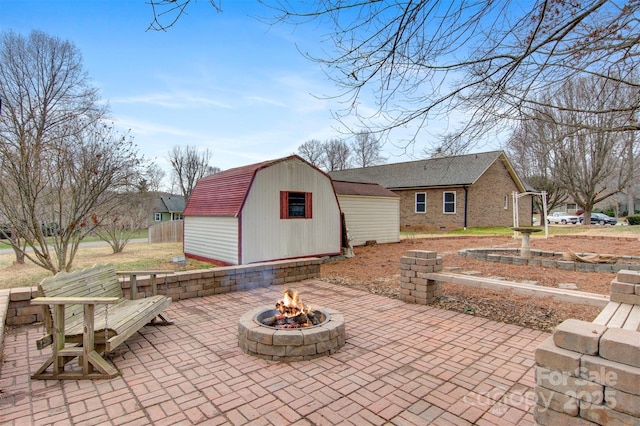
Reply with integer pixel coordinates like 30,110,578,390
0,280,548,425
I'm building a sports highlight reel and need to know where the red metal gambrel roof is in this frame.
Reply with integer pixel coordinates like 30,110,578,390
183,160,270,217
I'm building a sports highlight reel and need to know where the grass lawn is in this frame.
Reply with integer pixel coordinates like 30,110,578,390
0,241,207,290
2,225,639,290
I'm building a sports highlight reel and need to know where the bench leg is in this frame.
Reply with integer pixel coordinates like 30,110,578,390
151,312,174,325
31,304,119,380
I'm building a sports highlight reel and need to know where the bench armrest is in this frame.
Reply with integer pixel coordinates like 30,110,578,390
116,270,173,298
31,296,120,305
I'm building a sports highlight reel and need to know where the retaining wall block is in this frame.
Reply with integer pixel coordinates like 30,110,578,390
599,328,640,368
553,319,607,355
605,388,640,417
535,336,581,374
610,292,640,305
580,401,640,426
610,278,636,294
616,270,640,284
581,354,640,395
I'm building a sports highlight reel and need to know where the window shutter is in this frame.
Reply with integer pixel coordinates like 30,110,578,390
280,191,288,219
305,192,313,219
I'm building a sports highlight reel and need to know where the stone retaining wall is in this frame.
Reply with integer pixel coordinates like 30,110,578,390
459,248,640,273
0,258,321,359
399,250,443,304
533,270,640,425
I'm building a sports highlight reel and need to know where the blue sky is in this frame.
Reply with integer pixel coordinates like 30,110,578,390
0,1,497,189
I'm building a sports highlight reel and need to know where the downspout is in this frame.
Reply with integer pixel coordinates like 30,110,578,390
463,185,469,230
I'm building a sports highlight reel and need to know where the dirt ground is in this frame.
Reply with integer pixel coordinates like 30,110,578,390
319,233,640,332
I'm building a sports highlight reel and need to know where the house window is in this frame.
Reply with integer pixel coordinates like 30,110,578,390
280,191,312,219
504,194,509,210
443,191,456,213
154,213,162,222
566,203,577,212
415,192,426,213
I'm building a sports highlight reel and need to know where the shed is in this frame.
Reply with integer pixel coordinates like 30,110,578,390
182,155,342,265
332,180,400,246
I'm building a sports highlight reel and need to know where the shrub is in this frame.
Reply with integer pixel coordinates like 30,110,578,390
627,215,640,225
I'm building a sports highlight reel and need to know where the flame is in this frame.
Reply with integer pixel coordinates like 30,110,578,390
276,289,305,317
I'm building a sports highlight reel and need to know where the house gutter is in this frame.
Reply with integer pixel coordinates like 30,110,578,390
463,185,469,230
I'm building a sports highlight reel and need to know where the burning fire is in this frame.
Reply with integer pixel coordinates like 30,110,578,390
276,289,306,317
263,289,320,328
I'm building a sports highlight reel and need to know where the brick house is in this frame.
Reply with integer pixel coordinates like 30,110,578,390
329,151,532,231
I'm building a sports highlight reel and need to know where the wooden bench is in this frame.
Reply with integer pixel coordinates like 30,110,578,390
592,301,640,331
31,265,172,380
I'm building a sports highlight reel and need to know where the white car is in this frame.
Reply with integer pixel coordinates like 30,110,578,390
547,211,579,224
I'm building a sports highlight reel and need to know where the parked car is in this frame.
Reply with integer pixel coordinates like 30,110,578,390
579,212,617,225
547,211,579,224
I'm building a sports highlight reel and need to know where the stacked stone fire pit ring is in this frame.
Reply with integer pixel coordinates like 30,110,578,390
238,306,346,361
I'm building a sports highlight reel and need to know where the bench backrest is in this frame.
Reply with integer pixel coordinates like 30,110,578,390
38,264,124,332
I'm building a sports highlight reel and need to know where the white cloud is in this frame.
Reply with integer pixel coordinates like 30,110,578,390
111,92,233,110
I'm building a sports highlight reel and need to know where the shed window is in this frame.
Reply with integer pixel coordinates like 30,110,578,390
443,191,456,214
154,213,162,222
415,192,426,213
280,191,312,219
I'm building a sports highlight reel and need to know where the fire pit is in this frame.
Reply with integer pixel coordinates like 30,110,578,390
238,289,346,361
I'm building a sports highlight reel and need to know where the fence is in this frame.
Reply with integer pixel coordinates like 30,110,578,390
148,220,183,243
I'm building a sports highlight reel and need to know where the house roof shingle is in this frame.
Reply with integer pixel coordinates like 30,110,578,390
329,150,525,191
152,193,185,213
332,180,399,198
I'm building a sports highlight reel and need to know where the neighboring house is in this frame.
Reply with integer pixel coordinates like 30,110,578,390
329,150,532,231
182,155,342,265
557,192,640,217
152,194,185,222
606,192,640,216
332,180,400,246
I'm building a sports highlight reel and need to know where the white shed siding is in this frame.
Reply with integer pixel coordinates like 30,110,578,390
184,216,239,264
338,195,400,246
241,160,341,263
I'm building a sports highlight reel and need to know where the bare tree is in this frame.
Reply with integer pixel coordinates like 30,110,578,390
422,134,469,159
505,122,569,213
0,31,143,273
168,145,216,200
139,162,167,193
508,75,640,223
297,139,326,167
322,138,351,171
94,190,153,254
274,2,640,145
152,2,640,150
351,131,386,167
148,0,222,31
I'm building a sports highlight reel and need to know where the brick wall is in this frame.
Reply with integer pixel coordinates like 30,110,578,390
467,160,532,228
396,161,533,232
397,187,465,231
